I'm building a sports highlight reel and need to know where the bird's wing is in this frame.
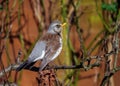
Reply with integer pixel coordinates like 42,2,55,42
39,46,55,71
28,41,46,62
39,41,62,71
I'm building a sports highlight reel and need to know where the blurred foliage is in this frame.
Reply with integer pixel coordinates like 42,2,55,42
0,5,3,10
102,2,118,12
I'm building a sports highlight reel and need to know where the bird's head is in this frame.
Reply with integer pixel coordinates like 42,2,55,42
47,20,66,34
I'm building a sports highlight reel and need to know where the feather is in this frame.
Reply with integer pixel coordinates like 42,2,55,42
16,60,35,71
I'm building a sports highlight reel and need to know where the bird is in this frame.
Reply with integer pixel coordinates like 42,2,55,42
16,20,66,71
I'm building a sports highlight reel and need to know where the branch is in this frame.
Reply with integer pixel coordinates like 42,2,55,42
100,19,120,86
0,64,19,77
0,50,115,79
0,55,101,78
100,66,120,86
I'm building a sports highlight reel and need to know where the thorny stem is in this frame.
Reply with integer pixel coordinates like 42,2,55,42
100,66,120,86
113,23,120,68
100,13,120,86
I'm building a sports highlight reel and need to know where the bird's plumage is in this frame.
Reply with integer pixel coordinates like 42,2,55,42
39,33,62,70
28,41,46,62
16,20,64,71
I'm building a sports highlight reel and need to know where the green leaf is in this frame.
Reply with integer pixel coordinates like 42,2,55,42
101,2,118,12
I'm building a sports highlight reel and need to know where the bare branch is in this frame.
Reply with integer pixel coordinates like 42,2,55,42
0,50,115,78
100,66,120,86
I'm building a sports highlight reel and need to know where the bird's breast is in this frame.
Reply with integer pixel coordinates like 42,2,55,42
42,33,62,60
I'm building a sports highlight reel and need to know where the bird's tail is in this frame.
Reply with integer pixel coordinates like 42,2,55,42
16,60,28,71
39,60,49,71
16,60,35,71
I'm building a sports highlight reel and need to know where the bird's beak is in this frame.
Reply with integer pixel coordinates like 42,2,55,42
61,23,66,28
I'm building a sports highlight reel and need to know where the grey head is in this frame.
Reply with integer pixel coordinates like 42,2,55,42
47,20,63,34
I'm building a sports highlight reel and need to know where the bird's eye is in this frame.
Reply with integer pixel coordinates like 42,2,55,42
56,24,61,28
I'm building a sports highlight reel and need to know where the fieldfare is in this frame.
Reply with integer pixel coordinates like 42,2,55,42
16,20,66,71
